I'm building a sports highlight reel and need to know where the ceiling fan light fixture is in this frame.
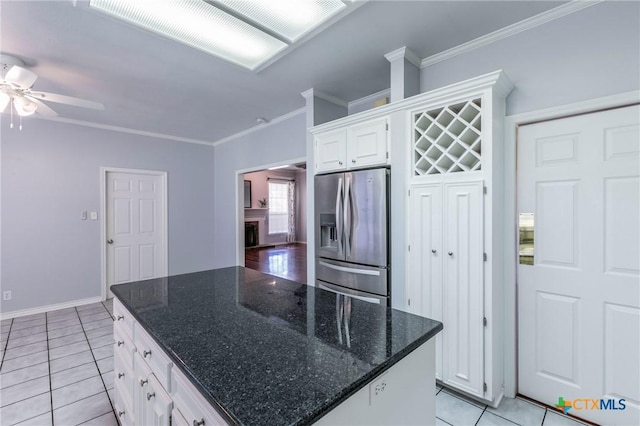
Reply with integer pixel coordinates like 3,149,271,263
89,0,287,70
13,96,38,116
0,92,9,112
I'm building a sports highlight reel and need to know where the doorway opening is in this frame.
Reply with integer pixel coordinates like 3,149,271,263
241,163,307,283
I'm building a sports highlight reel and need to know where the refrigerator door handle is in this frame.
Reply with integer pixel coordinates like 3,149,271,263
344,175,352,256
336,177,343,256
318,260,381,276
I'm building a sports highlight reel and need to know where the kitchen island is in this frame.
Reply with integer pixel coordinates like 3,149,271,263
111,267,442,425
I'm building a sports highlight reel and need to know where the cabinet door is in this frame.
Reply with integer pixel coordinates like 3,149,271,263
408,183,443,379
171,408,190,426
443,180,484,396
315,129,347,173
142,374,172,426
347,118,388,169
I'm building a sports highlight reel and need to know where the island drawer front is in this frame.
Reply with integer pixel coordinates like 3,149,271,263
134,322,173,390
114,379,135,426
171,368,230,426
113,298,135,339
114,322,136,370
114,353,134,405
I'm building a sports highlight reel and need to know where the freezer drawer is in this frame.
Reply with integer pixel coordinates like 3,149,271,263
316,258,388,297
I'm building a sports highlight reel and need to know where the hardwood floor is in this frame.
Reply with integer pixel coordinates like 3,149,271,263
245,243,307,284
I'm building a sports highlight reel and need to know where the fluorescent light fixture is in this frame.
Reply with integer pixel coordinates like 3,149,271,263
89,0,288,70
268,165,290,170
213,0,346,42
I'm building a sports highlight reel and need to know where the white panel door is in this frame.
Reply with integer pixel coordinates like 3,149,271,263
347,118,388,168
107,171,165,294
443,180,484,397
408,183,443,378
142,374,172,426
518,105,640,425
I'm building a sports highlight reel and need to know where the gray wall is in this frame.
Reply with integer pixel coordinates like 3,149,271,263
213,113,306,267
1,118,216,313
420,1,640,115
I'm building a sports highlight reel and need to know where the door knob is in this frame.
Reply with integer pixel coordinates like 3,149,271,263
107,239,114,244
431,249,437,254
448,251,453,256
352,159,356,163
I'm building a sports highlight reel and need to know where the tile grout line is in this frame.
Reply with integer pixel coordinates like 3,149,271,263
46,311,55,426
74,305,117,422
0,318,14,371
541,408,548,425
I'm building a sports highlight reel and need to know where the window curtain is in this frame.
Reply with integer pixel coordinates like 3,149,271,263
287,180,296,243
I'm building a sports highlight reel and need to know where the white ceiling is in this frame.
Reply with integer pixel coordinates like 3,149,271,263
0,1,564,144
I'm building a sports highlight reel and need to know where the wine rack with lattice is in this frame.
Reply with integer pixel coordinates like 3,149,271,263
413,98,482,176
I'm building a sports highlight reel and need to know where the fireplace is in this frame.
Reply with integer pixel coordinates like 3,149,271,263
245,221,259,247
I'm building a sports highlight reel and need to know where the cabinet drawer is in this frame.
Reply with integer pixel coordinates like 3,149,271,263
114,379,135,426
134,322,172,390
171,367,229,426
113,298,135,339
114,353,134,406
114,322,136,370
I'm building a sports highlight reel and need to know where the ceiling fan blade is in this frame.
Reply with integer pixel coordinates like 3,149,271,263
24,95,59,117
28,91,104,110
4,65,38,88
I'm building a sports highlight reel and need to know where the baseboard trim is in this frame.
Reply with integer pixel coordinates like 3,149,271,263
0,296,104,321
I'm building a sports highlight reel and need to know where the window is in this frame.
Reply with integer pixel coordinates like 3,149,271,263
268,181,289,234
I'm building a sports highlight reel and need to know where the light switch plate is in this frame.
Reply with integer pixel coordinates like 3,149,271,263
90,211,98,220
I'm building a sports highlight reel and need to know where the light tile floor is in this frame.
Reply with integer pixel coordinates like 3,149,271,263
1,299,592,426
435,386,591,426
0,300,116,426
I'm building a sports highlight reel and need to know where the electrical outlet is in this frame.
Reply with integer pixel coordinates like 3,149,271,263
3,291,11,301
369,372,389,406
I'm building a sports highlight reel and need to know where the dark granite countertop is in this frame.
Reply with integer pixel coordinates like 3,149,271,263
111,267,442,426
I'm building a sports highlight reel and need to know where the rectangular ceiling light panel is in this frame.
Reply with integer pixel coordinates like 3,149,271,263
214,0,346,42
89,0,287,70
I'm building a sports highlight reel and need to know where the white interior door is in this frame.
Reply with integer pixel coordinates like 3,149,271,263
106,171,166,295
518,105,640,425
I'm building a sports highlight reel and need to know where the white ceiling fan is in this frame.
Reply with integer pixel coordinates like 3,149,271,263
1,54,104,127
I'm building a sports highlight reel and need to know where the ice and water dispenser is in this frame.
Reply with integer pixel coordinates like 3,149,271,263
319,213,338,250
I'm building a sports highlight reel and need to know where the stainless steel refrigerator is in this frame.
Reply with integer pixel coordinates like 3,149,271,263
315,167,390,305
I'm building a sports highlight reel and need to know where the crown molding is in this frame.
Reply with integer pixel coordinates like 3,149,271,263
384,46,421,68
420,0,603,68
300,88,347,108
212,107,306,146
348,88,391,111
311,69,511,134
23,114,215,146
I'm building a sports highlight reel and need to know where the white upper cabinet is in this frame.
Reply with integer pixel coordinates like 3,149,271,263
315,128,347,173
347,117,388,169
314,117,389,174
